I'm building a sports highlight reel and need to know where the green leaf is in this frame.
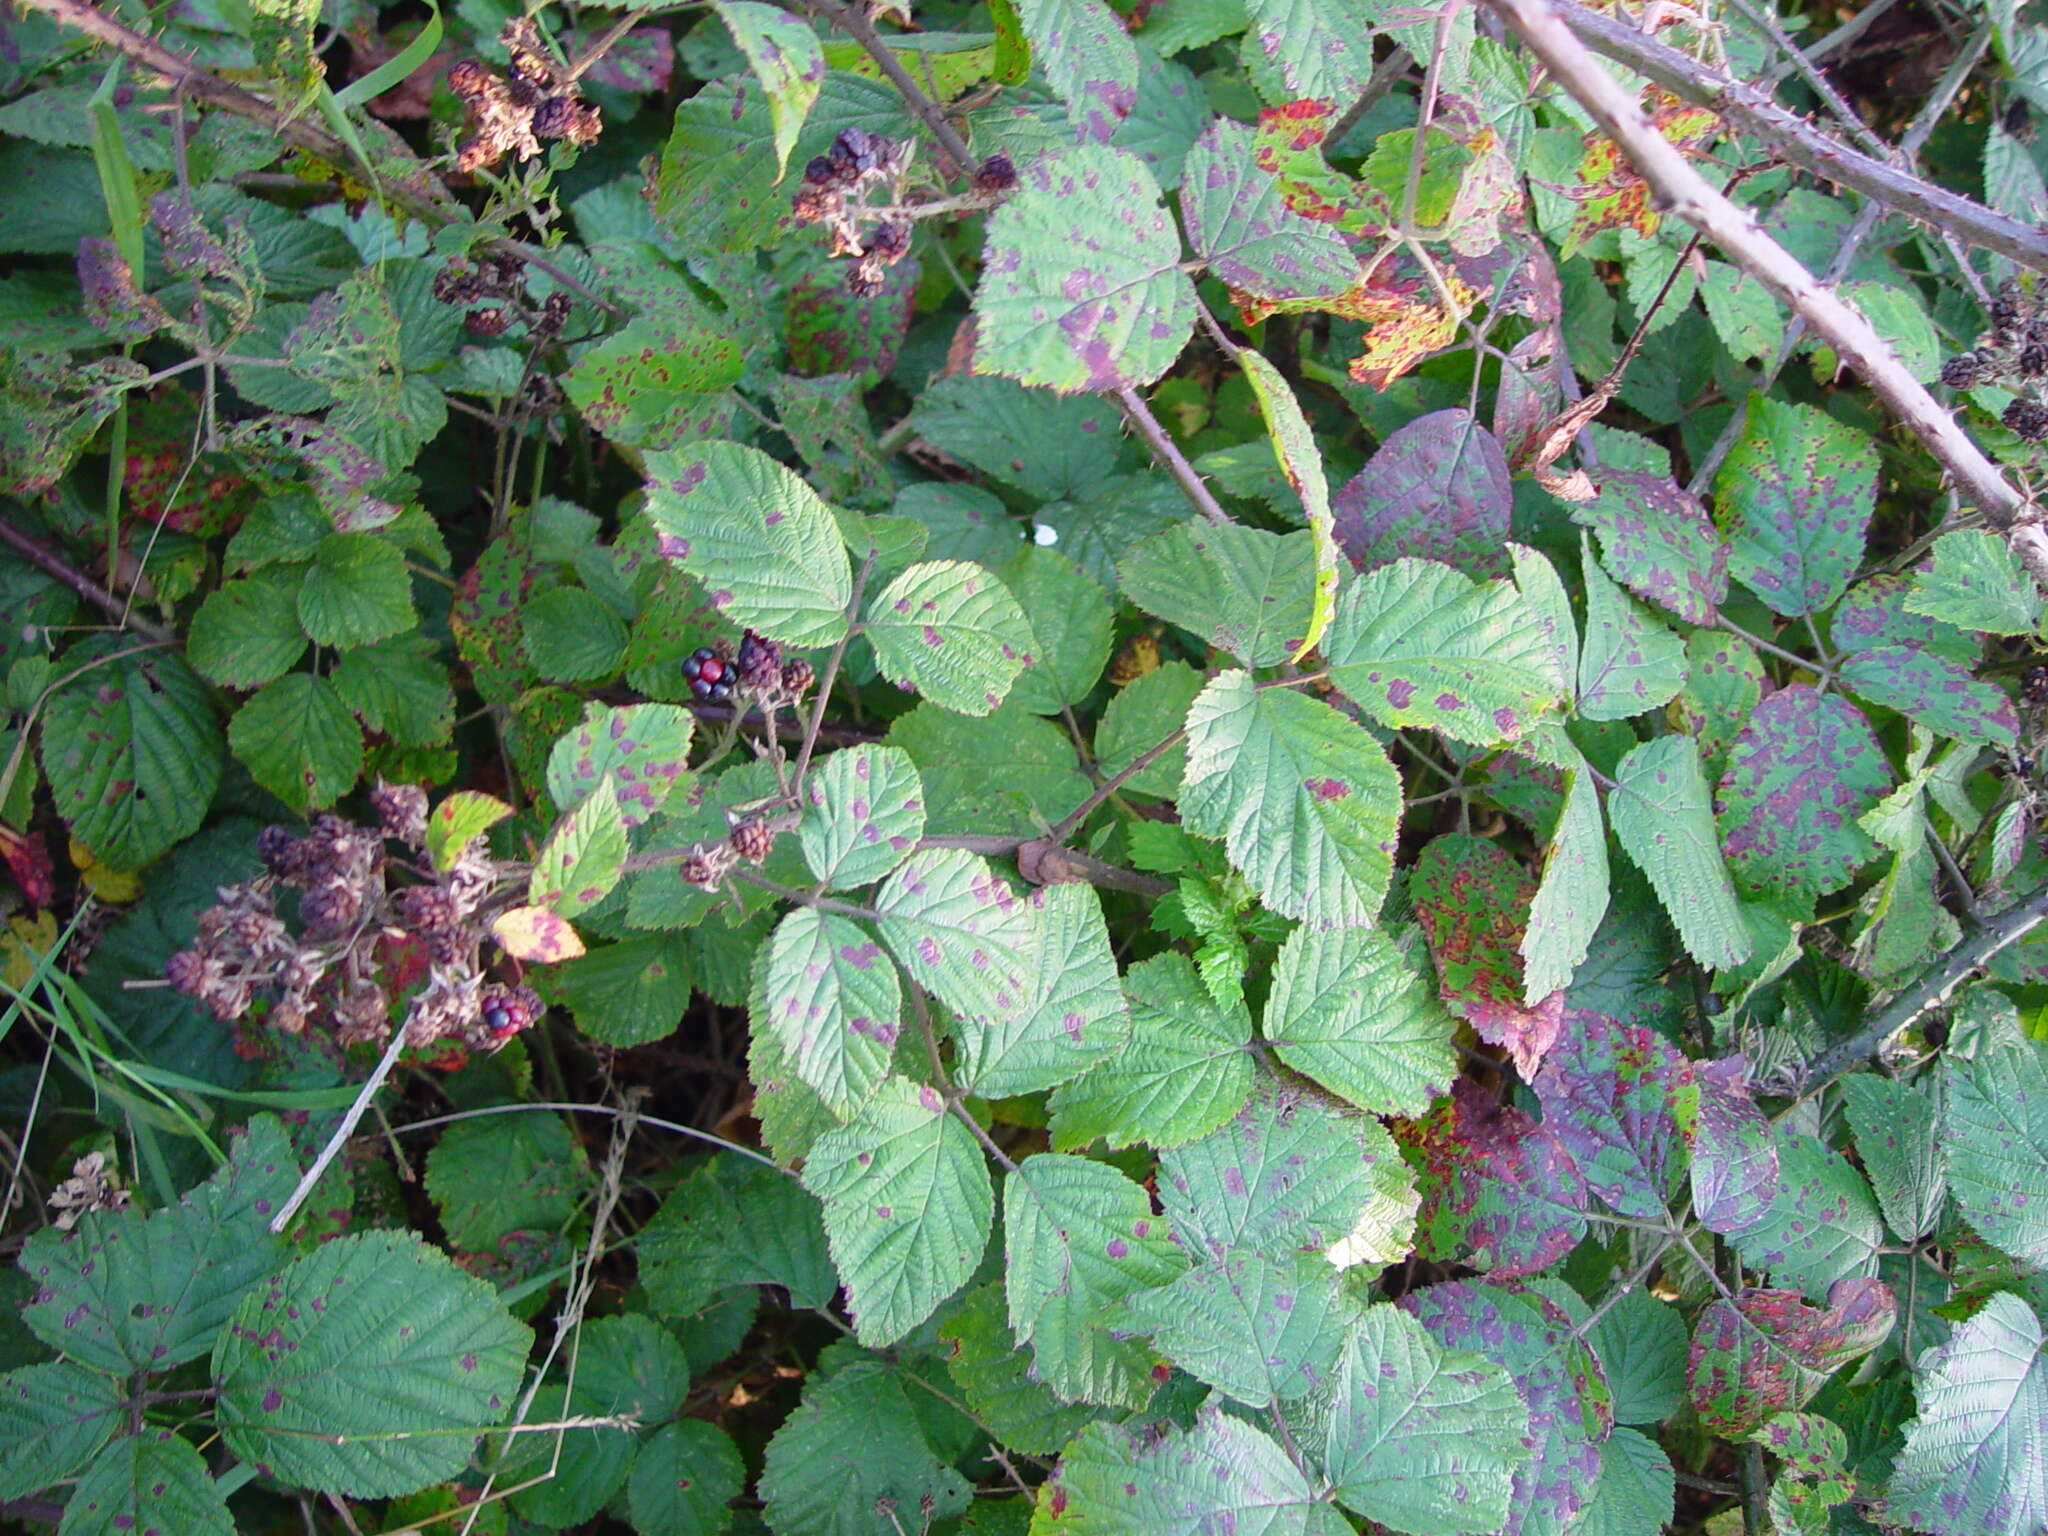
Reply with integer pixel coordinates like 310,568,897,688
628,1419,744,1536
1838,645,2019,749
1729,1127,1885,1300
1687,1280,1896,1436
545,701,695,829
1117,522,1317,666
761,1360,972,1536
763,907,901,1115
907,375,1135,502
1717,395,1877,617
297,532,414,649
1698,261,1783,359
954,881,1129,1098
1117,1248,1351,1403
1610,734,1752,971
1040,1406,1348,1535
0,1362,122,1500
528,776,628,918
1577,534,1687,720
938,1281,1103,1453
214,1229,532,1497
331,633,454,747
39,638,222,870
1840,1073,1945,1243
1181,118,1357,304
1048,952,1256,1151
555,935,693,1045
1004,1153,1183,1406
427,789,512,871
1521,762,1609,1001
1943,1037,2048,1267
1240,349,1340,658
1583,1288,1688,1425
1905,529,2043,635
187,572,308,688
874,848,1039,1050
228,672,364,815
1160,1078,1418,1269
1324,1304,1529,1536
1240,0,1376,102
800,1076,994,1345
1717,686,1889,900
423,1110,591,1252
643,441,851,648
1575,1426,1677,1536
712,2,825,181
1262,924,1456,1117
56,1431,233,1536
999,546,1114,714
638,1151,836,1315
1014,0,1139,140
20,1117,293,1373
864,559,1032,715
1325,558,1565,745
889,698,1092,838
521,587,628,683
1094,659,1203,798
973,144,1195,392
799,743,927,891
1884,1291,2048,1536
1179,669,1401,929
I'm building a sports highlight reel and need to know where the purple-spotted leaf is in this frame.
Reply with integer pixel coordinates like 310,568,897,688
642,441,851,648
783,248,919,384
1674,630,1765,773
1716,686,1889,900
427,789,512,872
214,1230,533,1497
973,145,1196,392
1004,1154,1183,1407
1716,395,1878,617
799,743,926,892
1840,1074,1944,1242
490,906,586,963
1179,668,1402,929
1577,534,1687,720
1838,645,2019,749
1531,1011,1698,1221
1943,1036,2048,1267
528,777,628,918
1332,409,1513,580
873,849,1039,1050
543,702,693,828
1114,1249,1351,1403
1522,762,1610,1001
938,1281,1103,1455
1573,469,1729,625
56,1431,233,1536
1610,736,1752,972
1240,350,1340,659
801,1076,994,1346
865,559,1033,715
1181,118,1357,303
1038,1408,1346,1534
567,246,742,449
1263,923,1457,1117
711,2,824,180
1884,1291,2048,1536
0,1362,122,1502
1750,1410,1854,1525
1906,528,2043,637
1690,1056,1781,1234
1403,1077,1589,1277
1728,1127,1884,1300
1412,833,1537,1015
955,881,1129,1099
1159,1077,1418,1266
1324,1304,1530,1536
1240,0,1377,104
1831,572,1981,663
1400,1281,1613,1536
1117,521,1317,666
1016,0,1138,139
1686,1279,1895,1436
1048,952,1256,1151
763,908,902,1116
1325,559,1566,746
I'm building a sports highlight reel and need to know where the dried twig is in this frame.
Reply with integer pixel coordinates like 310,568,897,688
792,0,977,175
0,522,175,645
1114,385,1233,526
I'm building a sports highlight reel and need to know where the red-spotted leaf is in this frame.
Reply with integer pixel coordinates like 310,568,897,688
1716,686,1889,900
1332,409,1513,580
1400,1281,1612,1536
543,702,694,828
1727,1126,1885,1300
1181,117,1357,303
712,2,825,180
973,145,1196,393
528,778,628,918
1403,1077,1589,1277
490,906,587,963
1573,469,1729,626
1690,1057,1781,1234
1686,1279,1895,1435
1412,832,1536,1014
1716,395,1877,618
1531,1011,1699,1222
427,789,512,872
1838,644,2019,750
1016,0,1138,140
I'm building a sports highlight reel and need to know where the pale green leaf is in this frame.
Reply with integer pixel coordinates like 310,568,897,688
1240,350,1340,659
954,881,1129,1099
1014,0,1139,141
1118,1249,1352,1403
763,907,901,1115
712,2,825,181
1943,1037,2048,1267
1905,529,2043,636
874,848,1039,1048
1117,522,1317,666
1578,534,1687,720
1521,762,1609,1001
1609,735,1752,971
1840,1074,1944,1242
528,776,628,917
865,559,1032,715
1262,924,1456,1117
544,701,694,829
1729,1127,1885,1300
799,743,927,890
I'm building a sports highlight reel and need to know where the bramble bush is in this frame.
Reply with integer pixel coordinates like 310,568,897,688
3,0,2048,1531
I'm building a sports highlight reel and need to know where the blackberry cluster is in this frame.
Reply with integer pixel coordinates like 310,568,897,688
790,129,918,294
2024,664,2048,707
447,17,601,176
684,631,798,705
972,153,1018,195
432,253,573,344
1938,279,2048,442
682,645,734,702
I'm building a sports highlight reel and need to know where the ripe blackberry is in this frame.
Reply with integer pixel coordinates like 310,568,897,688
804,154,837,187
257,824,305,879
684,646,735,700
2023,342,2048,379
867,220,911,265
1940,353,1983,389
2004,398,2048,441
973,153,1017,195
2024,665,2048,706
473,984,543,1046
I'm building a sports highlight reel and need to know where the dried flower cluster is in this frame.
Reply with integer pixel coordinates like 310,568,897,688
431,250,572,342
47,1152,131,1230
165,783,541,1054
447,18,601,175
1939,279,2048,441
791,129,920,295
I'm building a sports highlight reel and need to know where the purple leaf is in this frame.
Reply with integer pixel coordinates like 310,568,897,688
1686,1279,1895,1435
1716,686,1890,900
1332,409,1512,578
1690,1057,1779,1234
1403,1078,1589,1277
1532,1011,1696,1221
1573,469,1729,625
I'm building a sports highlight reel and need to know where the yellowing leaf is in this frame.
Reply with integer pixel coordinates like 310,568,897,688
491,906,587,963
